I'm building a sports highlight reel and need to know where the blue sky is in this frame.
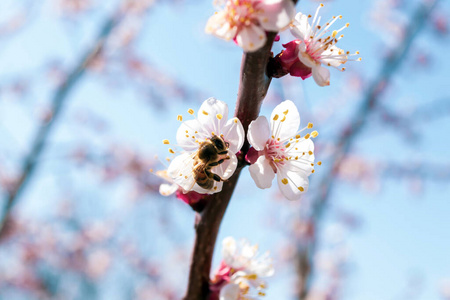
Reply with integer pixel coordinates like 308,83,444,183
1,0,449,299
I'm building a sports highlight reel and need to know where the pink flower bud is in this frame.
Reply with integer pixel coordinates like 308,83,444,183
279,40,312,79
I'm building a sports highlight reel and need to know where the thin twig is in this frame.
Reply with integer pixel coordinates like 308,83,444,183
296,1,440,298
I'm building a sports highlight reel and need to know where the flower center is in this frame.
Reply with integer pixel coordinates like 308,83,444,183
224,0,261,29
265,139,287,173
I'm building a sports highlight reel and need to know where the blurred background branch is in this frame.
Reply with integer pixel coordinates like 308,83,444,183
295,1,441,298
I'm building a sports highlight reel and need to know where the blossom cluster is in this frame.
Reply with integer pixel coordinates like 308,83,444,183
211,237,274,299
158,98,317,202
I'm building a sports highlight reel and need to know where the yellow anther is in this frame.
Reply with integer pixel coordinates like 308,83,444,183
273,114,279,121
320,3,324,7
356,51,360,54
169,148,175,154
177,115,183,121
166,158,171,162
332,30,338,38
283,109,289,115
358,57,362,61
188,108,194,115
308,151,313,155
295,156,298,160
312,169,315,173
234,118,238,123
281,178,288,185
149,169,153,172
281,115,286,122
202,110,209,115
163,139,170,144
285,143,291,148
304,133,311,139
311,163,314,166
346,22,350,27
318,161,322,165
296,134,301,139
185,134,189,138
258,292,266,296
311,131,319,138
307,122,313,129
339,15,343,19
298,186,305,192
216,114,223,120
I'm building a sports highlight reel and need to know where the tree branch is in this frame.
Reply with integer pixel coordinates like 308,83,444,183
0,11,122,236
183,32,277,300
296,1,440,298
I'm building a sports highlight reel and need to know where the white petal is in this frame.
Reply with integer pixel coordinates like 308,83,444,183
235,24,266,52
176,119,207,151
205,11,237,41
321,45,345,67
223,236,237,266
198,97,229,136
270,100,300,141
159,183,178,196
257,0,296,32
222,117,245,154
290,12,311,40
249,252,274,277
312,65,330,86
219,283,240,300
247,116,270,151
214,151,238,180
155,170,173,184
276,171,309,200
192,180,223,194
298,48,318,69
249,156,275,189
168,153,196,192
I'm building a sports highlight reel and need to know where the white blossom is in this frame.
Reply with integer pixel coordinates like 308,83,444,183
290,4,361,86
166,98,245,194
219,237,273,299
247,100,317,200
205,0,295,52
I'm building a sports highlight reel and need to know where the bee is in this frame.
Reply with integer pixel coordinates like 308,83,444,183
192,135,230,190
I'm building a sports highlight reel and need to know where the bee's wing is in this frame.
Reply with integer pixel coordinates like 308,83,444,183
167,151,199,192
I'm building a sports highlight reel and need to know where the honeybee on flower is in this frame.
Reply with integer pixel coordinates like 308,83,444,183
165,98,244,194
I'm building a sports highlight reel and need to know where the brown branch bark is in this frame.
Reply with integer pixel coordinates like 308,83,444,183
295,1,440,298
183,31,278,300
